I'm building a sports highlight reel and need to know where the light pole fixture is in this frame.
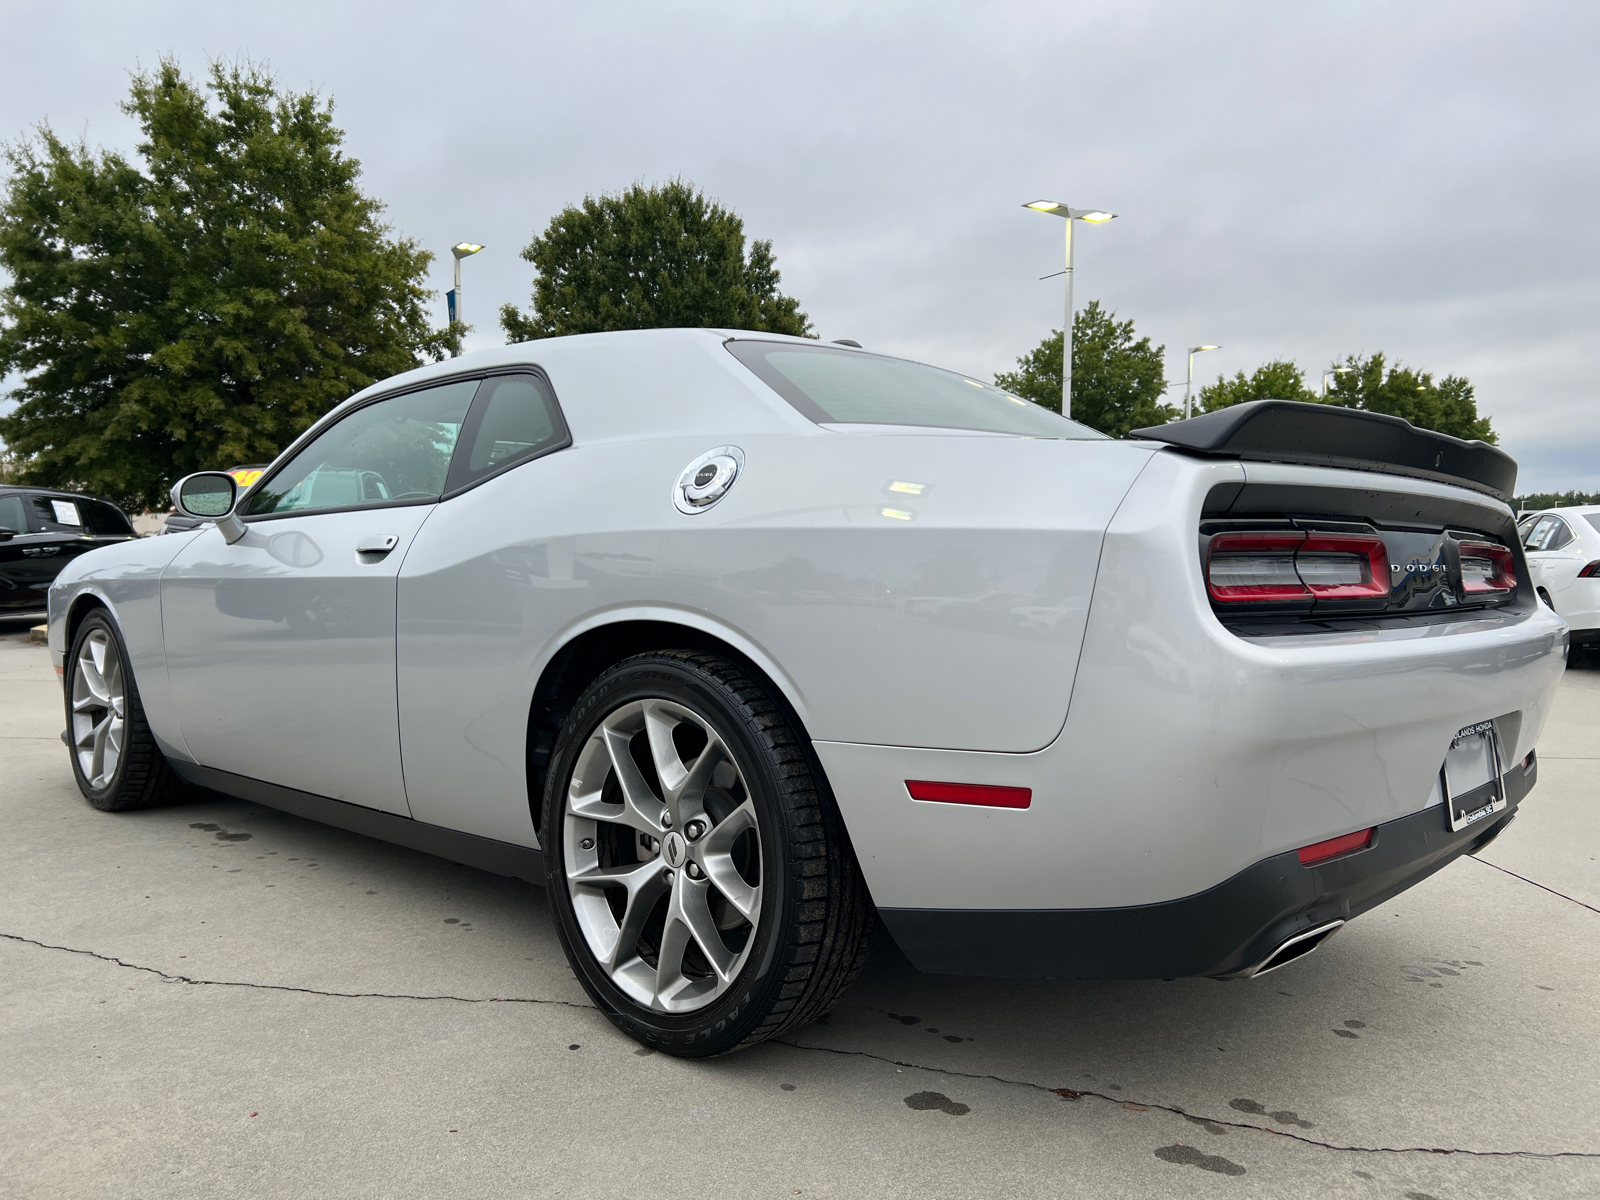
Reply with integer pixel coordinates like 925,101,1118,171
450,242,484,357
1321,366,1354,398
1185,345,1220,420
1023,201,1116,420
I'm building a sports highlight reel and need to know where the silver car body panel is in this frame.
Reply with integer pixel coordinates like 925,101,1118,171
46,328,1568,914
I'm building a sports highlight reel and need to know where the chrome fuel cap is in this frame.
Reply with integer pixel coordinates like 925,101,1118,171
674,446,744,514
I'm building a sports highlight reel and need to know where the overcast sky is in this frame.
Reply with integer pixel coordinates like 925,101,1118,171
4,0,1597,492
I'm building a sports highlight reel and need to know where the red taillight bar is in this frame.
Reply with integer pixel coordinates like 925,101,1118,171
906,780,1032,809
1207,531,1391,603
1298,533,1389,599
1206,531,1309,601
1457,541,1516,595
1580,561,1600,579
1297,827,1374,866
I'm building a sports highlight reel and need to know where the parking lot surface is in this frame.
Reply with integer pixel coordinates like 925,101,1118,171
3,617,1597,1199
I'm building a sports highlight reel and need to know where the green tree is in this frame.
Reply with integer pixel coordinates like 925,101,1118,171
1324,353,1495,443
994,300,1174,438
1514,490,1600,511
0,59,456,511
500,180,811,341
1198,360,1317,411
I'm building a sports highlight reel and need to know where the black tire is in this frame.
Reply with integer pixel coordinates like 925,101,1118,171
542,650,874,1057
65,609,184,812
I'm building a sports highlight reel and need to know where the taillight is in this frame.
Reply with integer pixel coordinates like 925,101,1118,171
1207,531,1389,602
1457,542,1516,595
1579,561,1600,579
1297,534,1389,600
1206,532,1309,600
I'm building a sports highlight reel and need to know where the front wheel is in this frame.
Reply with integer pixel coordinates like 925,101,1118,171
542,651,873,1057
66,610,184,811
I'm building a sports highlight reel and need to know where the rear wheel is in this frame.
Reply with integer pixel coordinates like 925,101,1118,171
542,650,873,1056
66,610,183,811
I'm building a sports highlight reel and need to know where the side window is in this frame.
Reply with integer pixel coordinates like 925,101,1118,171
245,379,479,517
29,495,85,533
445,373,567,494
1524,516,1558,550
1546,518,1575,551
83,501,134,537
0,494,28,535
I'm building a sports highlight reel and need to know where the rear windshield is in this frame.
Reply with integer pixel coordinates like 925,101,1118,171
727,340,1106,439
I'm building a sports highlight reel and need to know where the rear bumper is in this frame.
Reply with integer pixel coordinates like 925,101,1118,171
879,753,1534,979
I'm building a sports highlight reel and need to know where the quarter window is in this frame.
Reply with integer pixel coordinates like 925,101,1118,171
245,380,478,517
446,373,566,493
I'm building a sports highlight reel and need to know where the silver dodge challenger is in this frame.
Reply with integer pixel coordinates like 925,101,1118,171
48,328,1566,1056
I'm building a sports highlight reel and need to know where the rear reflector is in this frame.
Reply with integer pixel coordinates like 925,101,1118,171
905,780,1032,809
1297,827,1374,866
1206,531,1389,602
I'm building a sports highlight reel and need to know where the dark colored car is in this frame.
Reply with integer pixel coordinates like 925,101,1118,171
0,486,137,620
162,465,269,535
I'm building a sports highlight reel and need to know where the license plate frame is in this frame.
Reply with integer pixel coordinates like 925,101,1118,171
1441,720,1506,832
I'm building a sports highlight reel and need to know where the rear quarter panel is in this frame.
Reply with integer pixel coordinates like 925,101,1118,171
395,431,1155,845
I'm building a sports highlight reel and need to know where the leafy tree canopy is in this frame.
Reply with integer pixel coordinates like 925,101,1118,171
1198,360,1317,411
500,180,811,342
1514,490,1600,512
1322,352,1495,443
1198,352,1495,444
0,58,456,511
994,300,1174,438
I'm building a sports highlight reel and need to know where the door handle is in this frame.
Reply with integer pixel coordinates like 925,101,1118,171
357,534,399,556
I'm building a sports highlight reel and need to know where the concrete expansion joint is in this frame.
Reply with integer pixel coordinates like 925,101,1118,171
1469,856,1600,915
776,1040,1600,1162
0,932,598,1011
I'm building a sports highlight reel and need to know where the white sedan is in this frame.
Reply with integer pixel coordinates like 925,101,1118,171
1518,505,1600,645
47,329,1566,1056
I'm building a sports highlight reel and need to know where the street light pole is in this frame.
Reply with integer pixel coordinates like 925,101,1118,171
1024,201,1116,421
1185,345,1220,420
1321,366,1353,398
450,242,483,358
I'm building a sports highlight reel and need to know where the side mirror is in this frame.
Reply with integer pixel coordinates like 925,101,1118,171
0,527,15,542
171,472,246,545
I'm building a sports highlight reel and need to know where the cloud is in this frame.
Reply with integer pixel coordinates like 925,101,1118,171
3,0,1597,480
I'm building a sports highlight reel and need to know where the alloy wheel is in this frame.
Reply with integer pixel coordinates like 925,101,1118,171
562,698,763,1014
72,628,126,791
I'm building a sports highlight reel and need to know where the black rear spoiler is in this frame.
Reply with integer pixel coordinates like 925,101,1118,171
1129,400,1516,504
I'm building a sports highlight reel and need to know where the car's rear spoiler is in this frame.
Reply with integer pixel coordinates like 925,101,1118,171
1129,400,1516,503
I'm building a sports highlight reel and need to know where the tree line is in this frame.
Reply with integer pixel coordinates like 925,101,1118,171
1,59,1497,510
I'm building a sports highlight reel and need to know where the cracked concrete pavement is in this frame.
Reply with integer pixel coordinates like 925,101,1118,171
2,617,1597,1198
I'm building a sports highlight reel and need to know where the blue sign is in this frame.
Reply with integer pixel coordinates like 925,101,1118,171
446,289,457,324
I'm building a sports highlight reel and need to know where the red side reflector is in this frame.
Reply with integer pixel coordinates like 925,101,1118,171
1297,827,1374,866
906,780,1032,809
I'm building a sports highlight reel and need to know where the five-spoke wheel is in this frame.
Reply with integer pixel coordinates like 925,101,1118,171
65,610,182,811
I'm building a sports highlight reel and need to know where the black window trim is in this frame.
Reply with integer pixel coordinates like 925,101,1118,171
239,364,571,524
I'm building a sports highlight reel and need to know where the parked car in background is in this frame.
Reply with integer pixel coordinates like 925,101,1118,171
1518,505,1600,646
163,465,268,535
46,330,1563,1058
0,486,136,620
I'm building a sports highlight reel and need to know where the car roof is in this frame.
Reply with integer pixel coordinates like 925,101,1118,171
0,484,114,504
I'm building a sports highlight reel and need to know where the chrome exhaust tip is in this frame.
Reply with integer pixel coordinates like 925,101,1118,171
1238,919,1345,979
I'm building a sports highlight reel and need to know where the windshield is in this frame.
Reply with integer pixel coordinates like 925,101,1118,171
727,340,1106,439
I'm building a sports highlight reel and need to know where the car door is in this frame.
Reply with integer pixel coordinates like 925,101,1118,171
0,493,91,616
162,378,480,814
1522,515,1560,596
1531,515,1585,613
